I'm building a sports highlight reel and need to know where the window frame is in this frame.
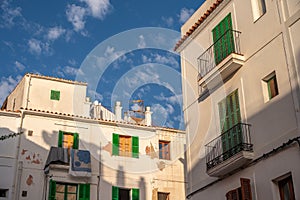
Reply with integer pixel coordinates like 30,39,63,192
0,189,8,198
158,192,170,200
112,186,139,200
159,140,171,160
262,71,279,102
278,175,295,200
58,131,79,150
50,90,60,101
251,0,266,22
112,133,139,158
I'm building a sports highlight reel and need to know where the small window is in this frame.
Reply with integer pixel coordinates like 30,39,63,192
58,131,79,150
226,178,252,200
50,90,60,100
159,140,170,160
278,176,295,200
112,133,139,158
251,0,266,21
262,72,279,101
0,189,8,197
158,192,170,200
112,186,139,200
49,180,90,200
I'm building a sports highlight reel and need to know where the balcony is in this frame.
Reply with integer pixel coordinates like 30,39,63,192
205,123,253,177
198,30,245,93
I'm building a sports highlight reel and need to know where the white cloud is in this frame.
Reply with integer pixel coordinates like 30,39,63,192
0,75,22,105
14,61,25,71
88,90,103,101
178,8,194,24
154,93,182,105
80,0,111,19
66,4,86,32
28,39,42,55
56,66,85,77
68,59,77,66
152,53,179,68
47,26,66,41
66,0,111,32
162,16,174,27
137,35,146,49
0,0,22,28
28,39,51,56
142,54,151,63
141,53,179,68
151,103,175,127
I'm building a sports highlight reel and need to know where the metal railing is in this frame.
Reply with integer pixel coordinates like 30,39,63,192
205,123,252,170
197,30,242,80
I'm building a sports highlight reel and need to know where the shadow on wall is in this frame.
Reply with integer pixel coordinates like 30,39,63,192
185,85,300,199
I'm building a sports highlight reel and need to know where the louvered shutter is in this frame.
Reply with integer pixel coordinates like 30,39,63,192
58,131,63,147
48,179,56,200
112,186,119,200
132,136,139,158
132,188,140,200
79,184,90,200
73,133,79,149
112,133,119,156
240,178,252,200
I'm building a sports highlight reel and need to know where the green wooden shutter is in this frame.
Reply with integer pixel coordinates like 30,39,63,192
112,186,119,200
219,90,241,159
73,133,79,149
212,13,234,65
112,133,119,156
48,179,56,200
132,136,139,158
132,188,139,200
79,184,90,200
58,131,63,147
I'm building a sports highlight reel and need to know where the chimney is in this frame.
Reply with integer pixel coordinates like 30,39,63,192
115,101,122,121
144,106,152,126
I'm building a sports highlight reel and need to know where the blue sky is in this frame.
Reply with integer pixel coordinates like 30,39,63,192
0,0,205,129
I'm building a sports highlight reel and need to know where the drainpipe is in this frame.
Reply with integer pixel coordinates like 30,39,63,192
12,110,25,200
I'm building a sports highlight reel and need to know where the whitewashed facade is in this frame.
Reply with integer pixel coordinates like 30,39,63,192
176,0,300,199
0,74,186,200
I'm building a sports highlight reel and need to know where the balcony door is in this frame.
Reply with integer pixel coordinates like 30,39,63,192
212,13,235,65
218,90,241,160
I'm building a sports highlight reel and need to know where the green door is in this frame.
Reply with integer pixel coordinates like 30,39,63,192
212,13,235,65
218,90,241,160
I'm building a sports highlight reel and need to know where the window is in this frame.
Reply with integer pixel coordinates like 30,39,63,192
112,186,139,200
218,90,241,159
278,176,295,200
58,131,79,150
50,90,60,100
267,75,279,99
226,178,252,200
112,133,139,158
48,180,90,200
251,0,266,21
262,72,279,101
0,189,8,197
158,192,170,200
212,13,234,65
159,140,170,160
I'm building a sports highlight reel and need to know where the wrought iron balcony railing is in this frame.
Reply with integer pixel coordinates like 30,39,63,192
197,30,242,80
205,123,252,170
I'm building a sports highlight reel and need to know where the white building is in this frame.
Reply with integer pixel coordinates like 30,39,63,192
0,73,186,200
176,0,300,199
